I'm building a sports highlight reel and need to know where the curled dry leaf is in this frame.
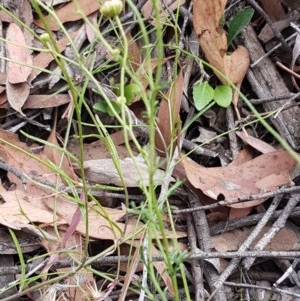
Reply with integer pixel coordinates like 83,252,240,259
6,81,30,114
182,150,296,208
236,131,277,154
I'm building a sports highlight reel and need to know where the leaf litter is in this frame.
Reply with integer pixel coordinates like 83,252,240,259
0,0,299,299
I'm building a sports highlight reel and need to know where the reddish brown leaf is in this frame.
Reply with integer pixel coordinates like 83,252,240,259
44,197,127,240
155,70,183,156
260,0,286,21
6,81,30,114
68,130,138,166
236,131,277,154
0,130,63,229
0,185,55,229
0,11,13,23
23,94,71,109
127,33,142,72
212,225,300,252
230,148,253,166
182,150,296,208
6,23,33,84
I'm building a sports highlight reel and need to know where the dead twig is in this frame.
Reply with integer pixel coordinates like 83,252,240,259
187,214,205,301
189,189,227,301
211,195,283,297
173,185,300,214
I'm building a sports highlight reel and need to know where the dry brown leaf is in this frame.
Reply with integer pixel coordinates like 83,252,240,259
0,11,13,23
0,154,67,231
127,32,143,72
212,225,300,252
21,0,34,47
193,0,249,87
34,0,102,31
44,197,127,240
0,130,183,243
230,147,253,166
68,131,137,161
0,86,5,94
155,70,183,156
236,131,277,154
44,128,78,182
45,197,186,241
182,150,296,208
228,148,256,219
6,23,32,84
260,0,286,21
83,157,168,187
39,226,94,301
119,237,144,300
0,186,55,229
58,233,94,301
150,244,175,296
85,12,98,43
22,94,71,109
6,81,30,114
142,0,186,24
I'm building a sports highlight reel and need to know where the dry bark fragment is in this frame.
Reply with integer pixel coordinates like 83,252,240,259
241,25,300,150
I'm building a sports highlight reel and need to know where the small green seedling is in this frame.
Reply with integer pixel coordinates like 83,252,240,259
93,83,141,116
193,82,232,111
93,101,121,116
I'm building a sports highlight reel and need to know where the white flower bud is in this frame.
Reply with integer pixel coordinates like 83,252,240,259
100,0,123,18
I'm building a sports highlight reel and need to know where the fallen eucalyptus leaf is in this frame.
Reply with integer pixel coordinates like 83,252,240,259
84,157,169,187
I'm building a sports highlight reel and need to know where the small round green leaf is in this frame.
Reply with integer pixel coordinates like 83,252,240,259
192,82,214,111
213,85,232,108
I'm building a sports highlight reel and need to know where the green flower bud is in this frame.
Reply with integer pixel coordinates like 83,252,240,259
116,96,126,105
100,0,123,18
110,48,121,60
39,33,51,43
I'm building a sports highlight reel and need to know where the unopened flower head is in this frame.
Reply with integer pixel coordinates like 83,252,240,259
100,0,123,18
